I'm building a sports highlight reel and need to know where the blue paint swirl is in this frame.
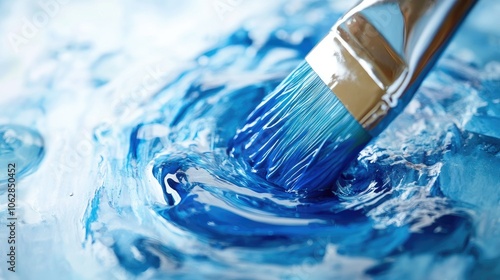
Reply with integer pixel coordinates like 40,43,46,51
228,61,371,194
1,0,499,279
81,2,500,278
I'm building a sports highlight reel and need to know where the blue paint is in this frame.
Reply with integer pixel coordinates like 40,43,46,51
101,16,493,275
228,61,371,194
1,0,499,279
0,125,44,185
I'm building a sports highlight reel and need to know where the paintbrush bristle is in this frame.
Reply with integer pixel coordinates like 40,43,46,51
228,61,371,194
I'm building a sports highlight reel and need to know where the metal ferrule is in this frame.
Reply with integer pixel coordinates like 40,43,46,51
306,0,477,136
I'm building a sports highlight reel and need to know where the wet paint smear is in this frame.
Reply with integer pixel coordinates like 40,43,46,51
0,0,499,279
228,61,371,194
0,125,44,185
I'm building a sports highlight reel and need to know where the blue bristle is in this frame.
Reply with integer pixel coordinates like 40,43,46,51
228,61,372,193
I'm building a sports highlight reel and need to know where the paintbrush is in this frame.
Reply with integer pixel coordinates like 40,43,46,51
228,0,477,194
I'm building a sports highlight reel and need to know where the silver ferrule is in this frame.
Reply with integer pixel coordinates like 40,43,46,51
306,0,477,136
